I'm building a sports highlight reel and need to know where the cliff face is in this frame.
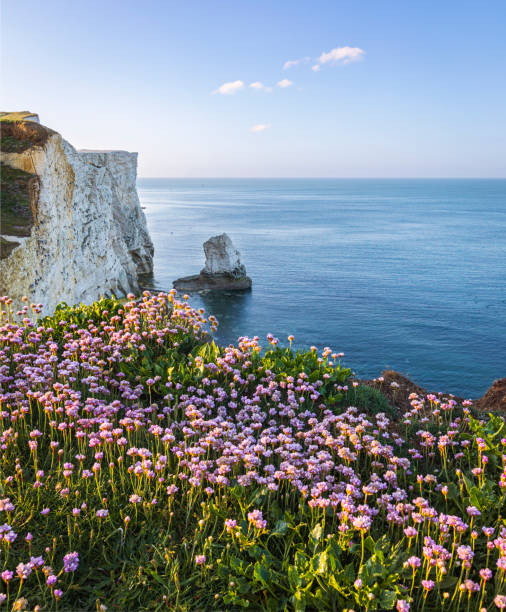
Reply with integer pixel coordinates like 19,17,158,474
0,115,153,314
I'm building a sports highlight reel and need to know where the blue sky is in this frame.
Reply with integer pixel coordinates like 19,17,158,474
2,0,506,177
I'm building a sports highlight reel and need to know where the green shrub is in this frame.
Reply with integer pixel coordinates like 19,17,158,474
338,384,397,418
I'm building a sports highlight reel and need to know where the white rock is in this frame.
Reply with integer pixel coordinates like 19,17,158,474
174,233,251,291
0,126,153,315
201,233,246,277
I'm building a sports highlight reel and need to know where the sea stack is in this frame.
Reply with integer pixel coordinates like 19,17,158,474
173,233,252,291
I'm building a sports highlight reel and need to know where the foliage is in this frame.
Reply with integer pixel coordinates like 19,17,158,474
342,384,398,418
0,293,504,611
0,164,36,257
40,297,123,328
0,117,54,153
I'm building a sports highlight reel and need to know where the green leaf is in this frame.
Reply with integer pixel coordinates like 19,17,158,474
253,562,271,586
446,482,465,513
364,555,383,579
364,536,376,554
311,551,328,575
325,542,342,573
272,520,289,537
294,551,309,572
438,575,459,589
288,566,302,590
292,591,306,612
380,590,397,609
230,557,244,573
237,598,250,607
328,575,341,591
343,562,355,585
310,523,323,549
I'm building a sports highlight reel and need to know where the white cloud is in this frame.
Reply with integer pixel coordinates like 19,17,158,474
316,46,365,67
250,123,271,133
276,79,293,88
249,81,273,92
283,56,310,69
212,80,245,95
311,64,321,72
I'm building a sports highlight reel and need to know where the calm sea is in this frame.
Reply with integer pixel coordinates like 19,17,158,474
137,179,506,398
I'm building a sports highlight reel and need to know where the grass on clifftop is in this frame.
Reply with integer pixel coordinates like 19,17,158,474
0,112,38,123
0,293,504,611
1,116,54,154
0,163,37,258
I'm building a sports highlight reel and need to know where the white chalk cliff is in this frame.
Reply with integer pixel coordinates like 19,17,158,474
0,114,153,315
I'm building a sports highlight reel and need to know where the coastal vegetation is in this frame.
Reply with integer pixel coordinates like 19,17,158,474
0,114,53,154
0,164,37,260
0,292,504,611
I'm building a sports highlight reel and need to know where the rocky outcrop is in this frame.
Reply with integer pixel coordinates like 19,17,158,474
475,378,506,413
174,233,252,291
0,114,153,315
362,370,506,413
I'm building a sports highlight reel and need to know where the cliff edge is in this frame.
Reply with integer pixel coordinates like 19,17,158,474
0,112,154,314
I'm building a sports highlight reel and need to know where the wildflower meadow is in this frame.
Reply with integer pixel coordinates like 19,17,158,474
0,291,504,611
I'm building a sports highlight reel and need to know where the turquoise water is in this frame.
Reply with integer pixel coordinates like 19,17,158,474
137,179,506,397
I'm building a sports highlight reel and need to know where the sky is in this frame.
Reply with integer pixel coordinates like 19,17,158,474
2,0,506,177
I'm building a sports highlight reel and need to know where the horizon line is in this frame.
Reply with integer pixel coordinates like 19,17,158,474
137,176,506,180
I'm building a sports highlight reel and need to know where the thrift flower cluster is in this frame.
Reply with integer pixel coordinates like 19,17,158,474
0,292,504,611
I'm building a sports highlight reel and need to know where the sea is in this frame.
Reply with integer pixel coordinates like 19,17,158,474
137,178,506,398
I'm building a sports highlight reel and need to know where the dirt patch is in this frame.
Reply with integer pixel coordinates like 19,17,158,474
474,378,506,413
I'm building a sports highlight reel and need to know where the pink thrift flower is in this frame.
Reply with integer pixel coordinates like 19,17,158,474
1,570,13,582
63,552,79,572
247,509,267,530
16,562,32,580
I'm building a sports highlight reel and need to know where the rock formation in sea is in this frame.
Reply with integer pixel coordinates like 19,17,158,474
173,233,252,291
0,112,154,315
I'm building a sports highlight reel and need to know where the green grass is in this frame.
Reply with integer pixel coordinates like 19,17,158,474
342,384,398,418
0,111,39,122
0,236,21,259
0,163,36,257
